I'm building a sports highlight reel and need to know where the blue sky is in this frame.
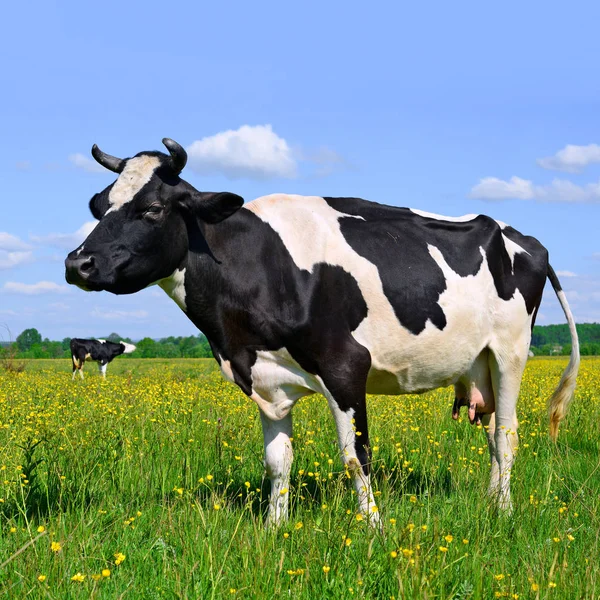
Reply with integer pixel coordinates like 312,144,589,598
1,0,599,341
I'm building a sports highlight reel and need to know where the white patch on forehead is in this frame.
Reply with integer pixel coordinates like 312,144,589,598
410,208,479,222
120,342,136,354
106,155,161,213
159,268,187,311
97,339,106,343
502,234,530,273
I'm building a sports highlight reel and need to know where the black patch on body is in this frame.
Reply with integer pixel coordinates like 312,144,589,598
183,209,369,395
70,338,126,369
324,198,548,335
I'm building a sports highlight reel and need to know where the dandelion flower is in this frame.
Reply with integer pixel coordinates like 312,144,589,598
37,575,46,582
102,569,111,578
71,573,85,583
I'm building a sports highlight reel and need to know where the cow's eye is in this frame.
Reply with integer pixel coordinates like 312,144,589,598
144,204,164,219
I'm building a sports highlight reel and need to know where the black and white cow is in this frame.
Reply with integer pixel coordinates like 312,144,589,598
70,338,136,379
64,139,579,525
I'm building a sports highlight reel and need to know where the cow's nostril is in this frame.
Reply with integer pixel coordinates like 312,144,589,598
80,257,95,273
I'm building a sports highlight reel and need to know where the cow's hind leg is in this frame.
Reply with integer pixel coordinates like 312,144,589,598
488,349,525,512
260,411,293,528
72,355,80,380
321,341,379,525
480,412,500,496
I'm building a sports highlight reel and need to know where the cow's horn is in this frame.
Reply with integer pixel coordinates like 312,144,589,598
162,138,187,174
91,144,125,173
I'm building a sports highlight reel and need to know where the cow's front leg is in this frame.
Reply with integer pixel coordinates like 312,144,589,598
321,342,379,526
326,396,379,526
259,411,293,528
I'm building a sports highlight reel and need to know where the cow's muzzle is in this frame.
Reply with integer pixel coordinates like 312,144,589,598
65,254,97,289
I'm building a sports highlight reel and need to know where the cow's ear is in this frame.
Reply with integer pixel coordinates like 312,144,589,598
89,189,111,220
182,191,244,224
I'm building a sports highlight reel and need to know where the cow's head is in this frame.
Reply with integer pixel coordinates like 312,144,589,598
64,138,243,294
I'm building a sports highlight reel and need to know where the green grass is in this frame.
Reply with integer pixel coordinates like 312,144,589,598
0,357,599,599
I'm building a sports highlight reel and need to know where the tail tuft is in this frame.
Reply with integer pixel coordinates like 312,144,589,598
546,265,580,440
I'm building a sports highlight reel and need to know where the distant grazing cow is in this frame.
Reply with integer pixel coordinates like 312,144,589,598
70,338,136,379
64,139,579,526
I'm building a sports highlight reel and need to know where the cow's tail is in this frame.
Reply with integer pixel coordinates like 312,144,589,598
546,265,580,441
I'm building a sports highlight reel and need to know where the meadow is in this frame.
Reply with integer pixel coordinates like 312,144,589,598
0,357,599,599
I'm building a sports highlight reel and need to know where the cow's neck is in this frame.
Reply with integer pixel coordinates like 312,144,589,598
158,209,264,355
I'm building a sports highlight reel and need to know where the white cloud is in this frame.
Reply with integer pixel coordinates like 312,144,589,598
31,221,97,250
537,144,600,173
555,270,577,278
90,308,149,320
0,251,34,270
470,176,600,203
540,274,600,324
2,281,70,295
69,153,108,174
469,176,534,201
0,232,31,251
187,124,297,180
15,160,31,171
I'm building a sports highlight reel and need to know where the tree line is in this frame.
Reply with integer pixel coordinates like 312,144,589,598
0,329,213,359
2,323,600,359
530,322,600,356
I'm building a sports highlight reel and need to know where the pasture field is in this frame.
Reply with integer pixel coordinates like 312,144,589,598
1,357,599,599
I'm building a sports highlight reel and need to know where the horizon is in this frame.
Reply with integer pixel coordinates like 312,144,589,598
1,1,599,339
